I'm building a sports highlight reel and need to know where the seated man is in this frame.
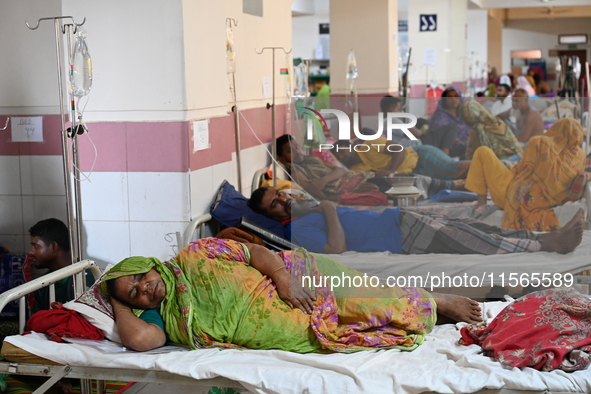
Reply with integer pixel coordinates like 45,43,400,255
248,187,584,255
276,135,389,201
28,218,92,314
511,88,544,143
490,83,512,119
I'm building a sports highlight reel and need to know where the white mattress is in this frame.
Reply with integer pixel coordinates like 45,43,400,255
326,230,591,296
6,301,591,394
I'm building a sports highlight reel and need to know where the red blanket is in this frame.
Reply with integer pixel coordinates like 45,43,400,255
27,303,104,343
460,288,591,371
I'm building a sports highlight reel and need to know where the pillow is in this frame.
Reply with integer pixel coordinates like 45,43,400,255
210,180,286,237
562,172,590,203
62,272,121,344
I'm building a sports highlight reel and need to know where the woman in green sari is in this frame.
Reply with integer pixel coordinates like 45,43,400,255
100,238,481,352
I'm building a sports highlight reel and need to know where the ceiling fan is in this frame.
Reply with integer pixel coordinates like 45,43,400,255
530,5,572,17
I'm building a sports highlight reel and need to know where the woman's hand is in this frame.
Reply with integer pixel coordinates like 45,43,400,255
109,295,132,316
271,268,316,315
108,295,166,351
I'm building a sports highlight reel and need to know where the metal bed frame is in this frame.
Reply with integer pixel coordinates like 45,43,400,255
0,259,585,394
2,214,591,394
0,259,243,394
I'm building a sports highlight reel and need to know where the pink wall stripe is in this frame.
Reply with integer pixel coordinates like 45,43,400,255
0,115,63,156
189,104,287,172
0,105,287,173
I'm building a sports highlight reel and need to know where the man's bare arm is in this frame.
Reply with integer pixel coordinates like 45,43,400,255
311,201,346,254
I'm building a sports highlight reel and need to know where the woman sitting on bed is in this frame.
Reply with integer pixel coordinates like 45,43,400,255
466,117,585,231
101,238,482,352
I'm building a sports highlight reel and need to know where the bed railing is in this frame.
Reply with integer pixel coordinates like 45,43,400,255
0,260,102,333
180,213,212,249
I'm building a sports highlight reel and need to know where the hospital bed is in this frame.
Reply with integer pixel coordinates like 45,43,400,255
2,258,591,394
249,164,591,230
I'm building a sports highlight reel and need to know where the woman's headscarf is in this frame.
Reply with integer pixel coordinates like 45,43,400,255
461,101,522,160
428,86,471,143
99,256,168,296
517,76,536,96
503,117,585,231
100,256,189,344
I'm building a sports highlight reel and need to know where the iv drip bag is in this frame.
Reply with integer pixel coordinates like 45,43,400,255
70,29,92,97
346,50,358,91
226,26,236,73
294,63,308,98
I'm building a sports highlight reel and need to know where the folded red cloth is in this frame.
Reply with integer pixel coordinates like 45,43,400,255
27,302,104,343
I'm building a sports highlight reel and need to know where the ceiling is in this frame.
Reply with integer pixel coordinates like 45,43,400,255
293,0,591,17
469,0,591,9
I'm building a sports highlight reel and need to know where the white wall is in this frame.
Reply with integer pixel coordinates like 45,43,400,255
292,14,330,60
501,28,558,74
62,0,187,122
466,9,488,76
407,0,467,85
0,1,62,116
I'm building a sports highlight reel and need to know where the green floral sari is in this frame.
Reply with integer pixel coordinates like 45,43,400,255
101,238,436,353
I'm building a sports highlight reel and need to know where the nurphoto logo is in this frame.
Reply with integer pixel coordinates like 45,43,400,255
303,107,417,152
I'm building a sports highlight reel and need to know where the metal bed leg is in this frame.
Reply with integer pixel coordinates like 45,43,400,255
95,379,106,394
81,378,92,394
31,365,70,394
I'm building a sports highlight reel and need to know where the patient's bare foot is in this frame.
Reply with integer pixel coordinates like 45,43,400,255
432,293,482,324
452,181,466,192
538,209,585,254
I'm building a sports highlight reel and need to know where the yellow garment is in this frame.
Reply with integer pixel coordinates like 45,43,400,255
350,137,418,174
467,118,585,231
260,178,301,191
502,118,585,231
465,146,514,208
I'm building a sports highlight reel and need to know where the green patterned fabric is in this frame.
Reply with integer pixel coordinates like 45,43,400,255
101,238,436,353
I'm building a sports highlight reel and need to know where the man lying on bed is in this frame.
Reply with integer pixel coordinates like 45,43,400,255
101,238,482,352
247,187,584,255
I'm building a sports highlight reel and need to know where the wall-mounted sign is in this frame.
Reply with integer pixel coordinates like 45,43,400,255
558,34,587,45
398,20,408,32
423,47,437,65
11,116,43,142
420,14,437,32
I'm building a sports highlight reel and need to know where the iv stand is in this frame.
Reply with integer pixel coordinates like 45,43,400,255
255,46,292,188
26,16,86,269
227,18,242,193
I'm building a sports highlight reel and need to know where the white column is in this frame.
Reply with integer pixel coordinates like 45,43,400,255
330,0,399,95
